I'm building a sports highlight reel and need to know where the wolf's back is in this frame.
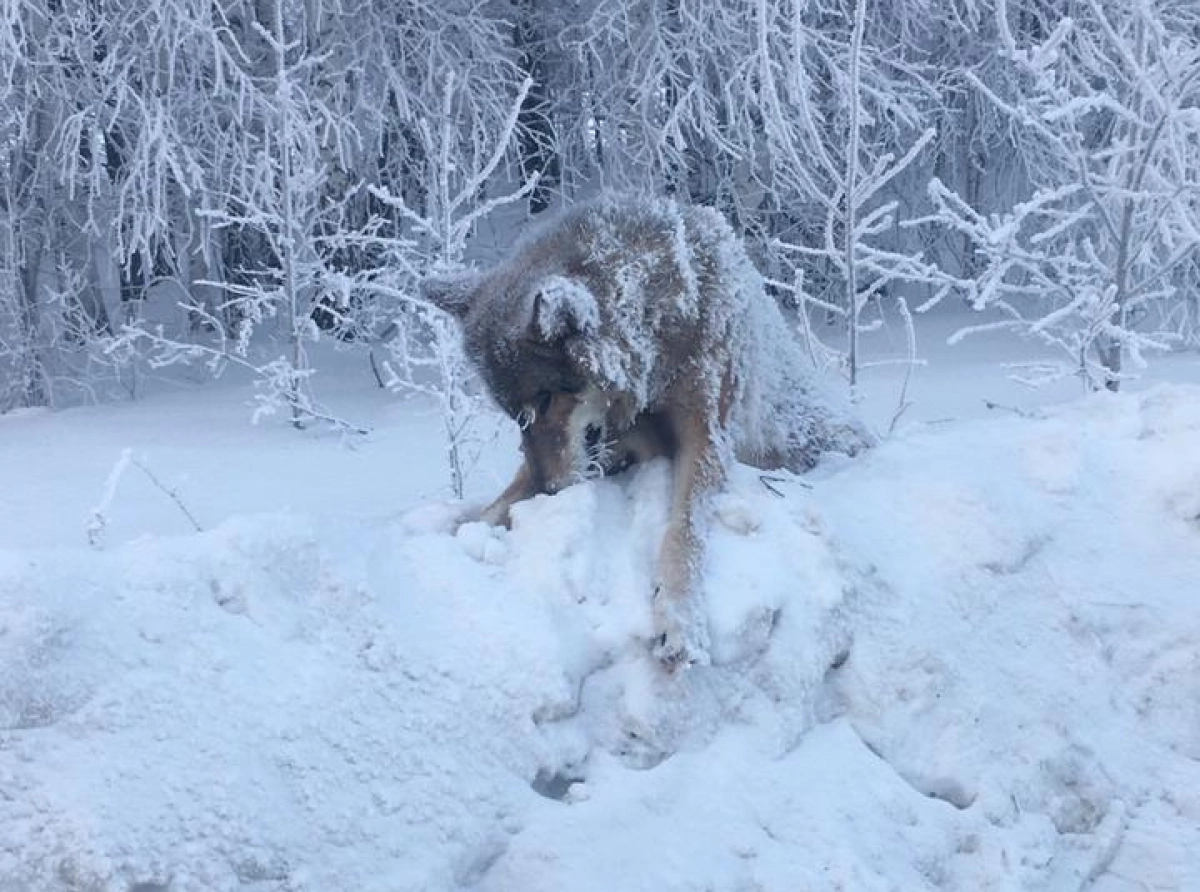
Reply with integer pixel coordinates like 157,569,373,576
474,192,870,467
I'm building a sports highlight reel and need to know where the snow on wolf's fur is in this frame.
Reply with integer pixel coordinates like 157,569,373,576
457,193,871,469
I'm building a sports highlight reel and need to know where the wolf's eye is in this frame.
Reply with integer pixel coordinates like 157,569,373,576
516,406,536,430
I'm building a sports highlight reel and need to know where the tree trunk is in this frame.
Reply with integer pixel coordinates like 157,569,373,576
1098,338,1122,392
86,224,120,336
12,117,49,407
513,0,560,214
845,0,867,390
16,233,48,408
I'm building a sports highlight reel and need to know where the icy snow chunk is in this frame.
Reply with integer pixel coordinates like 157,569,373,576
456,520,508,564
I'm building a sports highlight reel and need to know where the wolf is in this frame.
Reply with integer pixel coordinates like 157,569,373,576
423,194,871,667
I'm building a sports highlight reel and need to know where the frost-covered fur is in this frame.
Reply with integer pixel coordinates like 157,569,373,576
424,194,872,666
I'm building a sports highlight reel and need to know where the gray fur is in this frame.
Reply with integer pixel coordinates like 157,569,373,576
419,271,480,320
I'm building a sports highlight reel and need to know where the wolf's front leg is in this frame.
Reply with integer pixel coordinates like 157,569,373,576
476,461,538,528
653,524,709,668
652,417,723,668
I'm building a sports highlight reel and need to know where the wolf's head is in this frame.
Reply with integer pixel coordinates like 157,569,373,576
422,271,621,494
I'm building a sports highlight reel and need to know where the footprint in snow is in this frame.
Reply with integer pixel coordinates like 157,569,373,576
713,494,761,535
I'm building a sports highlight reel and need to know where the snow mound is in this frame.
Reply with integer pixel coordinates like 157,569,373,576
3,385,1200,891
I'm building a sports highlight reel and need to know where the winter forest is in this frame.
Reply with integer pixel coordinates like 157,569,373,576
4,0,1200,426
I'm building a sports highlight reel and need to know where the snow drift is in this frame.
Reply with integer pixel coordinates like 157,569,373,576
2,386,1199,891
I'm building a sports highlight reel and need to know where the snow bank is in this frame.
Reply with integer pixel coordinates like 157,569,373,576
3,386,1199,891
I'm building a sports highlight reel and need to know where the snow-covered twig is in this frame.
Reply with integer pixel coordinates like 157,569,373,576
131,457,204,533
86,448,134,548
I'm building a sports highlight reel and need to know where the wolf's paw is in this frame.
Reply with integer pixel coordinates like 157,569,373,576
455,498,513,530
652,630,693,669
651,595,711,671
474,501,513,529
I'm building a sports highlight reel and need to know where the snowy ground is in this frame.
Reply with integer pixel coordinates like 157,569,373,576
2,321,1200,891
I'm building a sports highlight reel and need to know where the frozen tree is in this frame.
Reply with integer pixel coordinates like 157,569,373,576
105,0,343,426
117,0,527,433
819,0,934,388
207,0,357,427
923,0,1200,390
362,72,535,498
701,0,936,391
0,0,115,409
1,0,237,408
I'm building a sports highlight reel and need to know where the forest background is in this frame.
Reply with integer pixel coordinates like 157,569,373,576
3,0,1199,437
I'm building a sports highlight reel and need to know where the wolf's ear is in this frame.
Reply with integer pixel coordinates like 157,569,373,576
528,276,599,343
420,272,479,320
